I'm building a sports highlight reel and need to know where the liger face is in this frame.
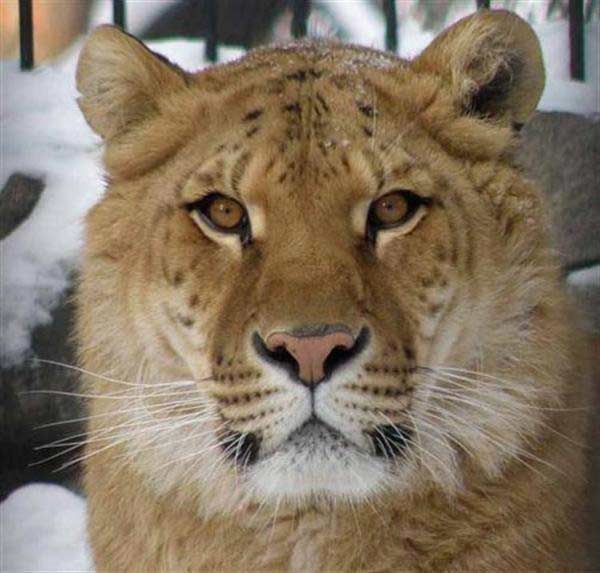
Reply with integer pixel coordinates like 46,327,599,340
79,7,549,505
122,50,507,502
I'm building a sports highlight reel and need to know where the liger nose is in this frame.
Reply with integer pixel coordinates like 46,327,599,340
261,326,364,387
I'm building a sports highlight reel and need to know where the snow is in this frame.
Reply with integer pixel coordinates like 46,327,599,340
0,484,92,572
316,0,386,49
568,264,600,289
89,0,177,35
537,20,599,113
1,13,598,367
0,56,101,366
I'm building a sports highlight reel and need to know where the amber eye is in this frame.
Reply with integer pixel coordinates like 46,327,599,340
206,195,244,229
367,190,428,242
372,192,409,225
188,193,250,242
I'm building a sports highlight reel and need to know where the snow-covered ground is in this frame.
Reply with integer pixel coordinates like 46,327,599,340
0,484,92,572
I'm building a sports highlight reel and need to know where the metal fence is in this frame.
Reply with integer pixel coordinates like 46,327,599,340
18,0,586,81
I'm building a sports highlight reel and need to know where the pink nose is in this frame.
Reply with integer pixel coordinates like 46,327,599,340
266,330,355,386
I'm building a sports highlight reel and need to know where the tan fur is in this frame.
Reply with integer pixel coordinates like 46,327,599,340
75,11,590,572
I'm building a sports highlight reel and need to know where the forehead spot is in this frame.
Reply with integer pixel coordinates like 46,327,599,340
243,108,264,122
341,153,351,172
389,163,413,179
315,93,330,113
265,158,276,174
285,70,307,82
283,102,302,115
357,103,375,118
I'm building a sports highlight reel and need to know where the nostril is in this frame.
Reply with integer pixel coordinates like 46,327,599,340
323,344,356,378
322,328,369,379
268,329,355,384
253,327,370,386
269,342,300,377
252,333,301,380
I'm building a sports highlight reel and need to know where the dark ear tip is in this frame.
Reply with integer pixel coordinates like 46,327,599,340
465,52,525,119
414,9,545,126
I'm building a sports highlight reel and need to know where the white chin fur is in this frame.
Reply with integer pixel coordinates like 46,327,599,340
244,423,390,501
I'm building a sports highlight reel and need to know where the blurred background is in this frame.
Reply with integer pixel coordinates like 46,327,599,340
0,1,598,569
1,1,599,62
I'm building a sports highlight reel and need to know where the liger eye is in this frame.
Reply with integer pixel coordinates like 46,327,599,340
188,193,250,241
367,190,428,242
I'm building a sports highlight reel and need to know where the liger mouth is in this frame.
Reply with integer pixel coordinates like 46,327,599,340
220,417,413,466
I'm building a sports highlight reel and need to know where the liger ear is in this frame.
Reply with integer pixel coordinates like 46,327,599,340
413,10,545,127
76,25,189,140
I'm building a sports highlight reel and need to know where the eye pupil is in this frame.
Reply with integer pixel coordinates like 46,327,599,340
188,193,250,243
207,197,244,229
373,193,409,224
366,189,428,244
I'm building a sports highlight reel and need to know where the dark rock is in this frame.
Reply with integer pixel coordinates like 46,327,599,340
517,112,600,272
0,287,85,500
0,173,45,240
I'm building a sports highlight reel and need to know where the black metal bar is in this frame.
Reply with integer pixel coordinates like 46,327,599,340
292,0,310,39
205,0,218,63
382,0,398,53
113,0,126,29
569,0,585,80
19,0,34,70
476,0,491,8
584,0,594,22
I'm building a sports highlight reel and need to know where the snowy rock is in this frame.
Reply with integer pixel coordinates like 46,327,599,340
0,483,92,572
